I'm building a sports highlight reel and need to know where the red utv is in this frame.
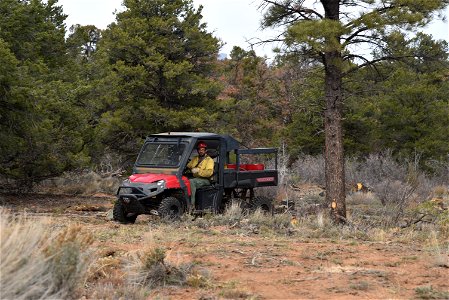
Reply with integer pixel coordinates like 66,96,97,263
113,132,278,223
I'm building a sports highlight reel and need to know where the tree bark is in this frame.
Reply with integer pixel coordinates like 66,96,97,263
324,50,346,223
322,0,346,223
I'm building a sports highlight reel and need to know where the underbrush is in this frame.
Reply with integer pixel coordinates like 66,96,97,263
125,245,212,288
295,153,447,204
2,202,446,299
0,209,213,299
35,170,123,195
84,205,449,297
178,198,449,260
282,152,449,229
87,229,213,298
190,201,293,236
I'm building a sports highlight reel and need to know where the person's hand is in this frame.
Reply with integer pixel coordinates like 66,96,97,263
192,168,199,174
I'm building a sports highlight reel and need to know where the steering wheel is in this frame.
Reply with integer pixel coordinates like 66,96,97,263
183,167,192,175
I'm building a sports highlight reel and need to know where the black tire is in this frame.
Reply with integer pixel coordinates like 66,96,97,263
158,196,183,218
249,196,273,214
113,199,138,224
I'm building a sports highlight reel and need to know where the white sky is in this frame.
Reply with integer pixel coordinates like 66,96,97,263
59,0,448,59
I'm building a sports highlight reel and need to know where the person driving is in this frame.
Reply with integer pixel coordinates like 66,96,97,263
186,141,214,212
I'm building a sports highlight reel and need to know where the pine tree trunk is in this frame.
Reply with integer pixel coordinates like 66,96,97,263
324,50,346,223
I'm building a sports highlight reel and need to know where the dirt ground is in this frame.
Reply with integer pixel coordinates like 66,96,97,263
1,193,448,300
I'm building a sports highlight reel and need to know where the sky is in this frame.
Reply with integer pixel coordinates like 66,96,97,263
59,0,449,60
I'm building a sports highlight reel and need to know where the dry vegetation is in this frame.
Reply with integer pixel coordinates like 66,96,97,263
1,154,448,299
0,210,93,299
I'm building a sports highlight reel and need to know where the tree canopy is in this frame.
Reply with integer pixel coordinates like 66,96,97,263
92,0,222,154
260,0,449,222
0,0,447,193
0,0,90,184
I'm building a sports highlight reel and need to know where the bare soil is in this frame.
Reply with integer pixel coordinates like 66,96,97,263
1,193,448,300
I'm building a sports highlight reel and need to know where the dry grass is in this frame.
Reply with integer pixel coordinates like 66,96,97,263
415,285,449,299
218,280,257,299
0,209,94,299
427,231,449,268
346,191,380,206
246,209,292,234
124,244,211,289
288,152,448,227
88,283,149,300
222,200,245,222
35,170,122,195
432,185,449,199
2,200,448,299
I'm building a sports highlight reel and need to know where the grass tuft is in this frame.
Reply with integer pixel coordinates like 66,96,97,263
0,209,93,299
415,285,449,299
427,231,449,268
125,245,211,288
223,200,245,221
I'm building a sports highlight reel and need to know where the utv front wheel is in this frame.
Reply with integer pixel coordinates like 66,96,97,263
113,199,138,224
250,196,273,214
158,197,183,218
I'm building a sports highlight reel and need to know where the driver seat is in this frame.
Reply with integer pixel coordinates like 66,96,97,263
195,149,220,212
206,149,219,184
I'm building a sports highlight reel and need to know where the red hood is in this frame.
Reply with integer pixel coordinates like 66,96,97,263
129,173,175,183
129,173,191,193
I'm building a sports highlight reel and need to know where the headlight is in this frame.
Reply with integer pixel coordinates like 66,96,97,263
119,187,133,195
156,180,165,190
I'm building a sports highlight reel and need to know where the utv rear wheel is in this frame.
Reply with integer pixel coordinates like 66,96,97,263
250,196,273,214
158,197,183,218
113,199,138,224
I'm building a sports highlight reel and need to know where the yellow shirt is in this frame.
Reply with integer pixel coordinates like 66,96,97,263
187,155,214,179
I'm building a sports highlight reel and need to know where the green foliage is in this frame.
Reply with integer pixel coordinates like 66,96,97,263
213,46,281,147
282,67,325,156
66,25,102,61
287,19,348,53
270,1,447,63
93,0,222,154
0,0,448,187
344,53,449,162
262,0,449,164
0,0,90,184
0,0,67,68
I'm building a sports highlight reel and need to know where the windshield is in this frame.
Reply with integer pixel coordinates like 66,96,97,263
136,142,187,167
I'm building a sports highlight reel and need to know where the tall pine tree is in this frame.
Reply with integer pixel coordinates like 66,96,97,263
93,0,222,155
261,0,449,222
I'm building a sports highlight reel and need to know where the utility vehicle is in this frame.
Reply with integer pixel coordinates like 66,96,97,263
113,132,278,223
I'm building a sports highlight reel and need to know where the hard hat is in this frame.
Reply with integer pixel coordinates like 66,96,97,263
197,141,207,149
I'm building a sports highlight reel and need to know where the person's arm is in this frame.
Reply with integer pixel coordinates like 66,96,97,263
197,157,214,178
187,156,197,169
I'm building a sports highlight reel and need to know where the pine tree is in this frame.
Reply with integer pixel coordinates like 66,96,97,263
93,0,221,154
261,0,449,222
0,0,89,184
